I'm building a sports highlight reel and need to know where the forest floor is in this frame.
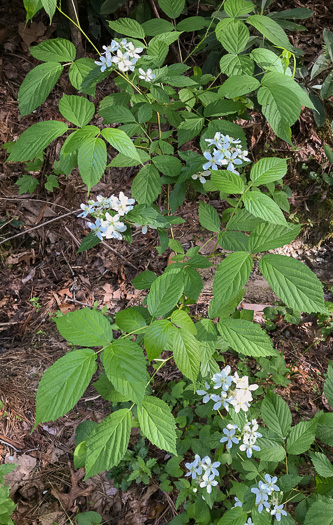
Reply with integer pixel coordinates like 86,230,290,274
0,0,333,523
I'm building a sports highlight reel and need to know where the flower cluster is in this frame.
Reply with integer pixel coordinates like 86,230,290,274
197,366,259,414
202,133,250,175
220,418,262,458
185,455,220,494
251,475,287,521
78,192,135,240
95,39,155,81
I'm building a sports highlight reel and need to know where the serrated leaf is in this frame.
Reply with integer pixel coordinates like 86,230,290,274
115,307,147,333
257,438,286,462
304,501,333,525
101,128,141,162
93,373,130,403
59,94,95,128
251,48,285,73
219,230,249,252
144,319,175,361
35,349,97,426
132,271,157,290
211,170,245,194
55,308,113,346
317,413,333,446
259,254,325,313
243,191,287,225
219,74,260,98
103,340,148,406
147,272,184,317
324,362,333,408
177,117,204,146
310,452,333,478
24,0,43,21
152,155,182,177
18,62,63,116
62,126,100,155
41,0,56,21
69,58,96,95
109,149,150,167
177,16,208,31
217,507,248,525
30,38,76,62
227,209,261,231
198,201,220,232
249,223,300,253
173,328,200,382
262,72,314,109
213,252,253,313
220,54,254,76
247,14,293,51
8,121,67,162
77,511,102,525
108,18,145,39
77,232,101,253
171,310,196,334
224,0,254,17
142,18,174,36
218,318,276,356
16,175,39,195
287,420,317,454
261,391,292,438
138,396,177,454
215,19,249,54
78,137,107,190
203,99,244,117
131,164,161,205
250,157,287,185
158,0,185,18
85,409,131,477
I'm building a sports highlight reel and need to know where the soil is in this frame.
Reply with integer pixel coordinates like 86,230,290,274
0,0,333,523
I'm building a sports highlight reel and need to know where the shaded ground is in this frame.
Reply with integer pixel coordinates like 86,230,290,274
1,0,333,523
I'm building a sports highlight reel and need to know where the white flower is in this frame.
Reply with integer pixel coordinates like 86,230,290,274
263,474,280,495
78,203,95,217
242,419,262,445
212,366,232,390
126,42,143,60
101,213,127,240
240,441,260,458
271,504,287,522
202,134,250,174
200,473,218,494
246,519,254,525
202,150,227,170
87,219,107,240
113,192,135,216
196,382,211,404
220,426,239,449
95,54,113,72
233,496,242,508
202,457,220,477
112,50,134,72
211,391,229,411
185,457,199,479
138,68,156,82
191,170,210,184
102,40,120,59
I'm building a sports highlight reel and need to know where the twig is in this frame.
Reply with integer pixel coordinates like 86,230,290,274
0,197,73,212
0,209,80,246
101,240,139,270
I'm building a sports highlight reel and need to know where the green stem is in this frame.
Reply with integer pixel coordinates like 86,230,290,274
57,6,101,55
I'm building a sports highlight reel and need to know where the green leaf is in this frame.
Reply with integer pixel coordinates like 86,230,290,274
219,74,260,98
215,19,249,54
69,58,97,96
77,512,102,525
227,209,261,231
251,48,285,73
115,308,147,333
142,18,174,36
77,232,101,253
35,349,97,425
109,149,150,167
18,62,63,116
158,0,185,18
30,38,76,62
55,308,113,346
8,121,67,162
247,15,293,52
201,119,247,151
59,94,95,128
45,174,59,192
85,409,131,477
257,438,286,462
218,318,276,357
324,28,333,62
138,396,177,454
211,170,245,194
103,340,148,406
310,452,333,478
144,319,175,361
304,501,333,525
203,99,244,117
324,362,333,408
108,18,145,39
219,231,249,252
250,157,287,185
224,0,254,17
171,310,196,334
132,271,157,290
152,155,182,177
173,329,200,383
93,373,130,402
24,0,43,20
261,391,292,438
147,272,185,317
16,175,39,195
262,72,314,110
177,16,208,31
78,137,107,190
287,420,317,454
62,126,100,155
259,254,326,313
213,252,253,313
249,223,300,253
131,164,161,205
177,117,204,146
243,191,287,225
184,266,203,302
220,54,254,76
317,413,333,446
101,128,141,162
41,0,56,21
198,202,220,232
